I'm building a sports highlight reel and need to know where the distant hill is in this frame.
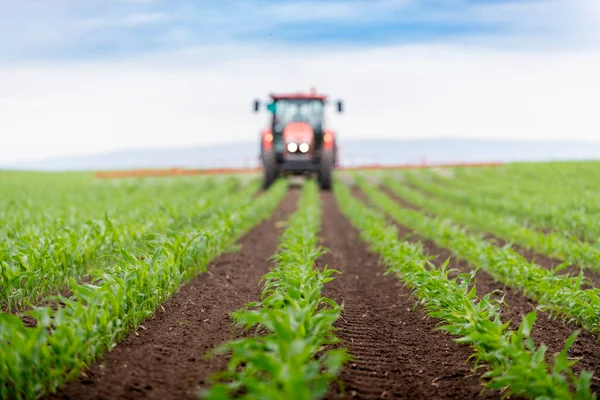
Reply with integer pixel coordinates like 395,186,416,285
5,139,600,171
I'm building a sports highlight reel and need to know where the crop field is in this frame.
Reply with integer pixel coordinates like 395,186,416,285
2,161,600,400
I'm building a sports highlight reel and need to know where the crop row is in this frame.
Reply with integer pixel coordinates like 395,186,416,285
431,164,600,238
202,179,349,400
0,179,288,400
448,162,600,203
407,169,600,243
0,173,230,229
382,174,600,274
0,176,249,311
429,166,586,205
354,175,600,336
334,178,594,399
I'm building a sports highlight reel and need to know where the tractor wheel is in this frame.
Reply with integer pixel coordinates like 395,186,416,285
319,151,334,190
262,151,278,189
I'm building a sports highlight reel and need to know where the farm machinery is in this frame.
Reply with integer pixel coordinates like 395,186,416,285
253,88,343,190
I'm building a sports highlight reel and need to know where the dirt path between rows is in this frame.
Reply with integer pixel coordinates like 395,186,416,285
366,186,600,393
317,192,501,399
412,230,600,394
48,189,299,400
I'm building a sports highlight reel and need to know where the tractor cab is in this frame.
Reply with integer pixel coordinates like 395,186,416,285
253,88,343,190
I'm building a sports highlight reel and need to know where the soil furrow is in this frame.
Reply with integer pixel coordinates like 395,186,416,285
365,185,600,393
414,233,600,392
48,189,299,400
318,191,501,399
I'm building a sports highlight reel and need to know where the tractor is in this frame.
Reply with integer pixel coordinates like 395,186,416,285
253,88,343,190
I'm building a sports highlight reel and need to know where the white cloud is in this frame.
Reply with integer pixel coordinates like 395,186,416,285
1,43,599,164
263,0,411,23
122,12,166,25
77,12,170,31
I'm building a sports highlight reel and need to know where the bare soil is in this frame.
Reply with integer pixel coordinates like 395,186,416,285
43,183,600,400
48,189,299,400
318,192,501,399
369,186,600,393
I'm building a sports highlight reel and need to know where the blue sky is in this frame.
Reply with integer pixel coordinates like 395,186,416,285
1,0,599,165
1,0,595,62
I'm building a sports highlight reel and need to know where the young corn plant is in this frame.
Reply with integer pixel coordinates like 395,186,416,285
0,176,245,312
0,179,287,400
414,164,600,242
202,180,350,400
334,179,595,400
383,175,600,274
357,176,600,335
399,170,600,242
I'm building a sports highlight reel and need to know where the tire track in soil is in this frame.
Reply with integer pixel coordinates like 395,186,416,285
48,189,299,400
366,186,600,394
390,183,600,288
317,192,501,400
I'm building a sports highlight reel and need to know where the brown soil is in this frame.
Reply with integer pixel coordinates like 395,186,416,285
414,232,600,393
318,192,501,399
364,185,600,393
47,189,299,400
37,183,600,399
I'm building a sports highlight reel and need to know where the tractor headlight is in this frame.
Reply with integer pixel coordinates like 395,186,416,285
287,142,298,153
299,143,310,153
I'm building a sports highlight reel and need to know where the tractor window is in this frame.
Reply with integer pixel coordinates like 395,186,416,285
273,100,323,132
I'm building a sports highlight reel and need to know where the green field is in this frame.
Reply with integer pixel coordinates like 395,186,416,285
1,162,600,399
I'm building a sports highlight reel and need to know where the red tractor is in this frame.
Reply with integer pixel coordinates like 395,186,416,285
253,88,343,190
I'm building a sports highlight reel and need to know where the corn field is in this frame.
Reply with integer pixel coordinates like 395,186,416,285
1,162,600,400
